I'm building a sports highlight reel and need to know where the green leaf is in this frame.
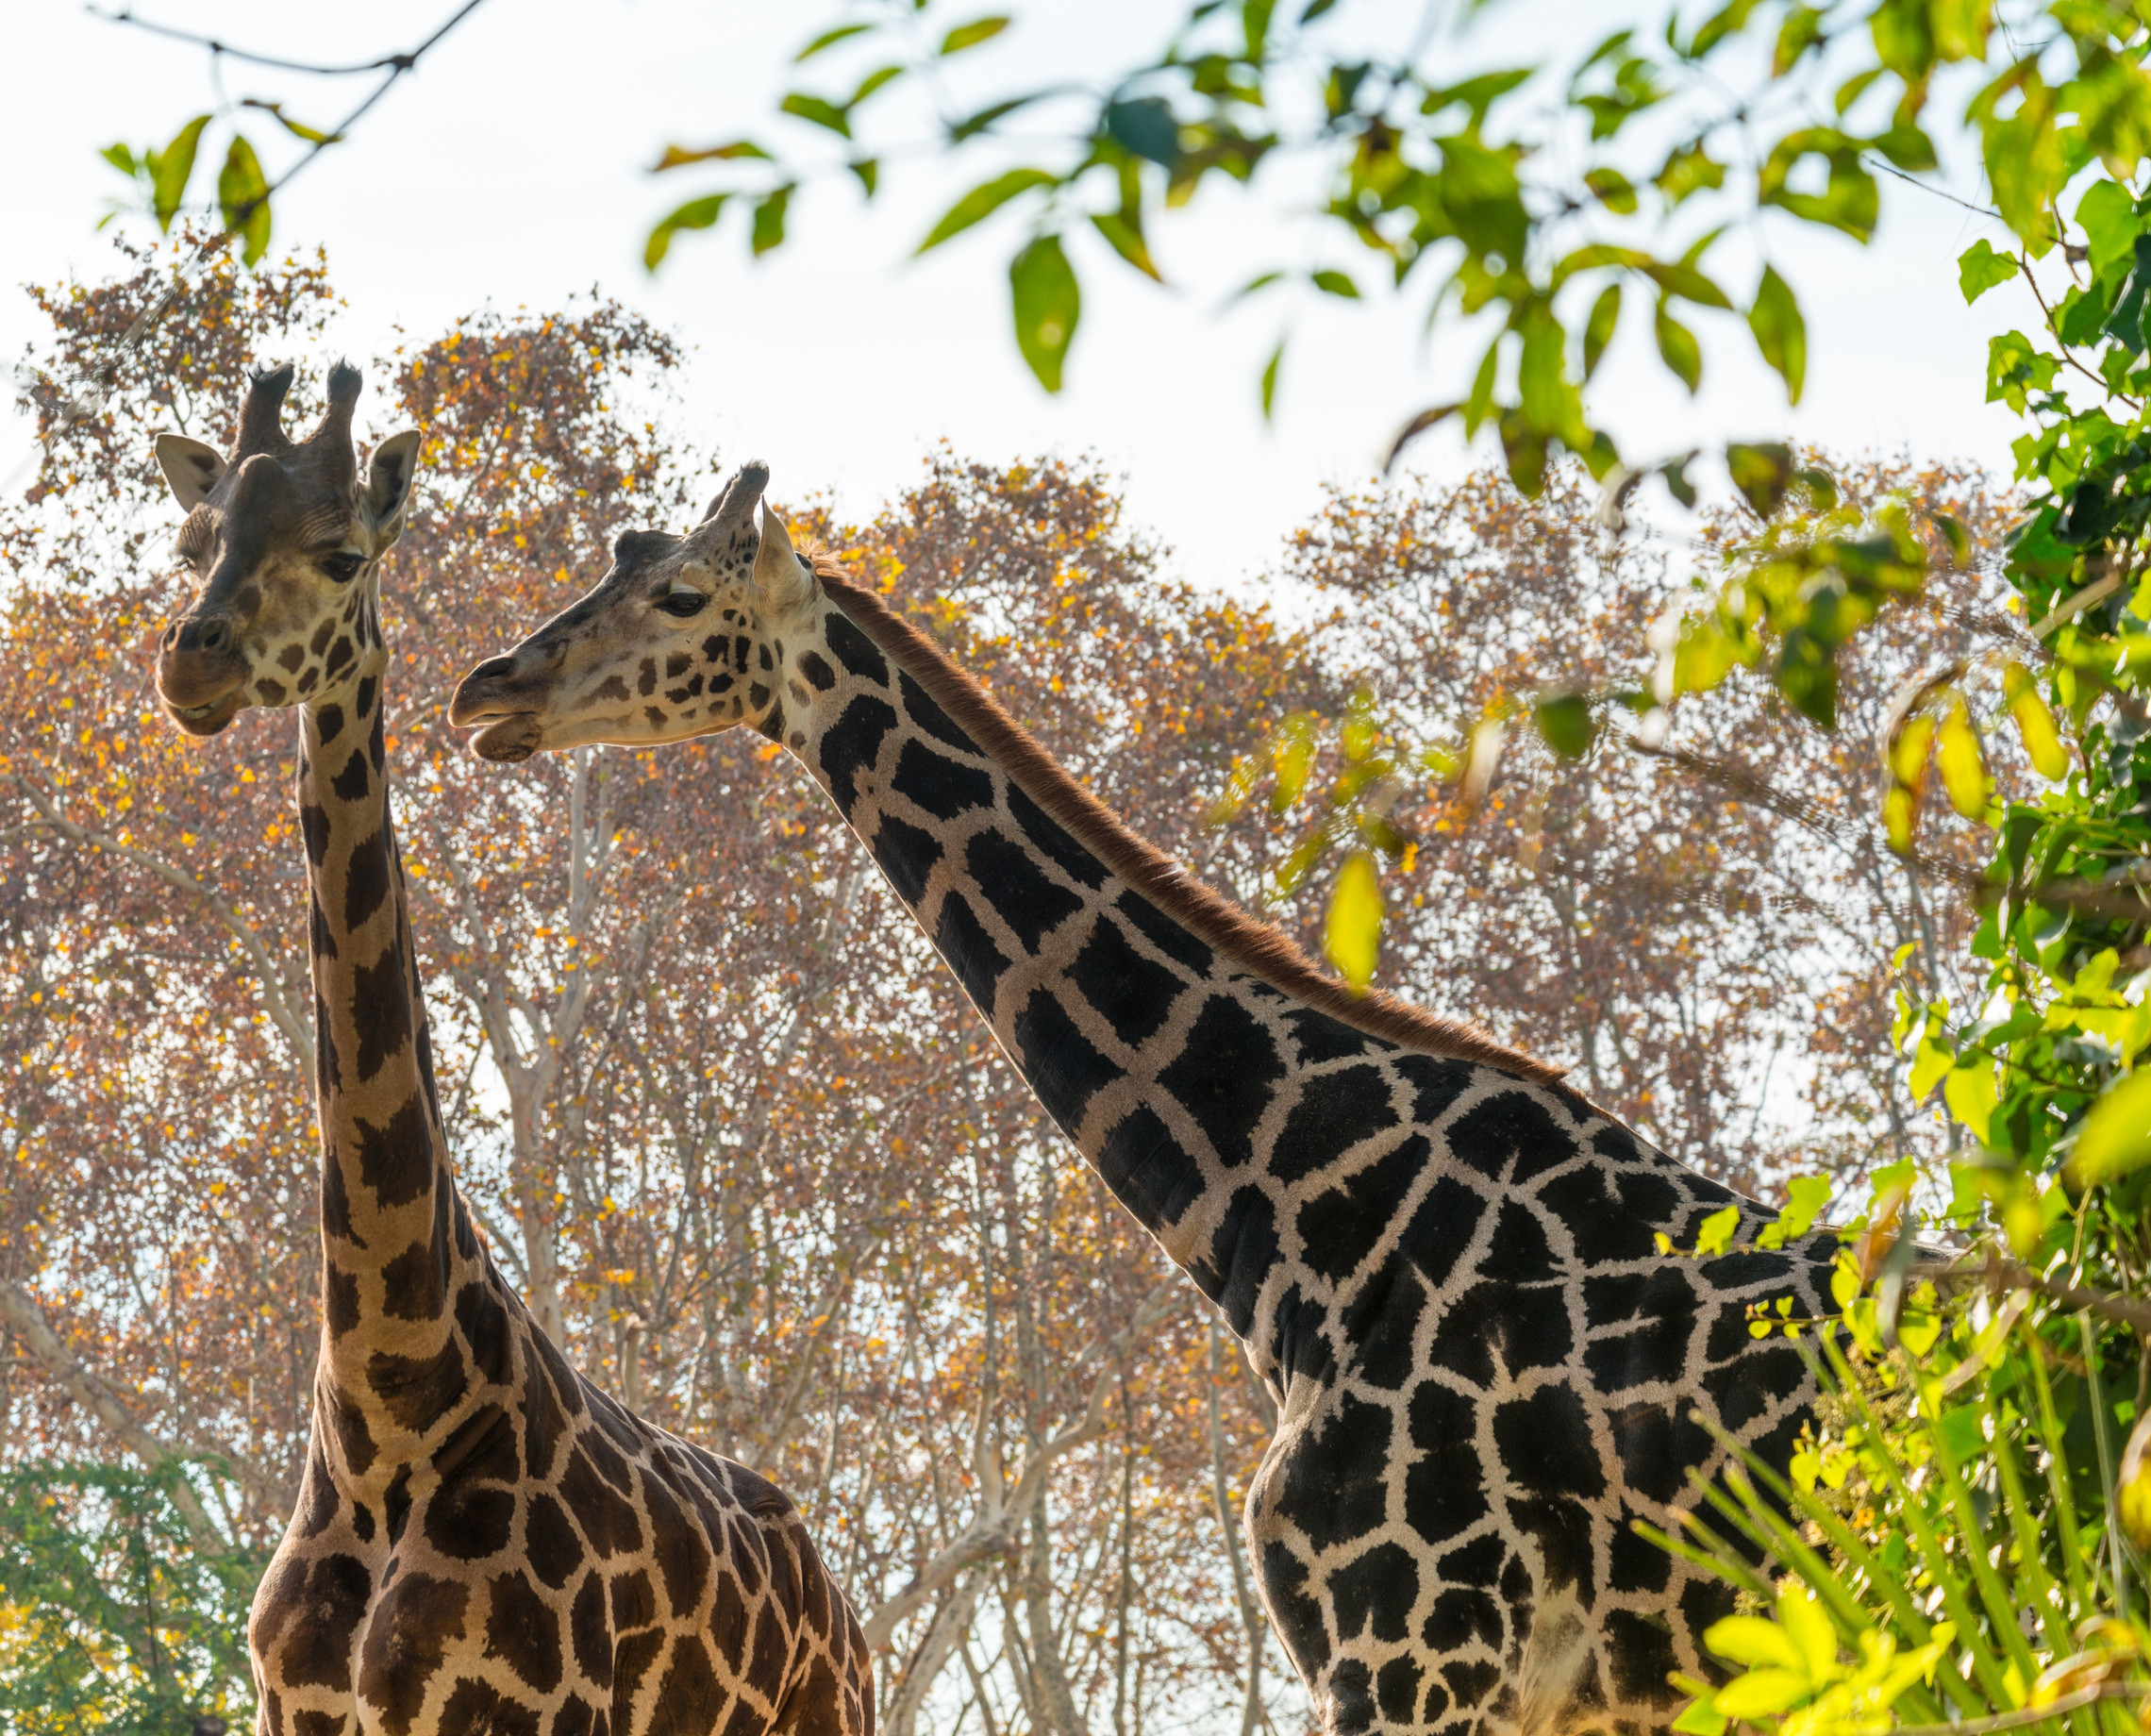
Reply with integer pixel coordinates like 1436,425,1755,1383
797,22,872,60
849,158,880,196
1759,127,1878,242
918,168,1057,253
1582,284,1621,380
1090,210,1159,279
751,184,793,256
2076,178,2139,284
100,142,141,176
1655,299,1701,392
1726,442,1794,517
781,92,852,138
1747,265,1806,403
1943,1060,1998,1145
644,192,729,270
941,16,1010,54
1644,260,1731,309
1518,308,1585,447
1584,167,1637,213
1324,850,1384,991
1693,1204,1742,1258
1260,339,1284,420
1957,239,2018,304
2072,1069,2151,1185
1009,235,1080,391
1655,142,1725,206
851,64,904,106
239,99,342,146
149,113,210,232
1105,97,1179,167
1534,692,1594,758
215,134,271,266
950,95,1040,142
653,140,771,171
1310,269,1359,298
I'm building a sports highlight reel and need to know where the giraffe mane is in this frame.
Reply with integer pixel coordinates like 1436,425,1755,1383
813,559,1567,1086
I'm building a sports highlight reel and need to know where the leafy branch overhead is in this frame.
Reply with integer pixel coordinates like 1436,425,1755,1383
642,0,2145,491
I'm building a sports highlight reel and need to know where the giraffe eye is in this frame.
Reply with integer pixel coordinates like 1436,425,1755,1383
322,551,364,582
658,591,708,619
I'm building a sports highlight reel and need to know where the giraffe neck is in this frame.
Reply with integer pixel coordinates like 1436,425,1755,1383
770,579,1512,1382
296,613,486,1486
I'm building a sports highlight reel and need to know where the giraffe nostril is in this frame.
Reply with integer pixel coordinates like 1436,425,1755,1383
197,619,234,656
469,656,515,684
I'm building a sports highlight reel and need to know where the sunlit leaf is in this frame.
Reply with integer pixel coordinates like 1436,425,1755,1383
653,140,771,171
239,99,343,146
2004,661,2069,779
1747,265,1806,403
2070,1068,2151,1184
150,114,210,232
1582,284,1621,380
1936,701,1988,817
1260,338,1284,420
918,169,1057,253
215,135,272,266
797,22,873,60
645,193,729,270
1957,238,2018,304
781,92,853,138
1692,1204,1742,1258
1311,269,1359,298
1654,299,1701,392
1009,235,1080,391
751,184,793,256
942,16,1011,54
1324,850,1383,991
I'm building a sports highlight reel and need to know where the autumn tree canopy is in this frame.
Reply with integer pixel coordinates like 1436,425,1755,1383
0,236,1980,1733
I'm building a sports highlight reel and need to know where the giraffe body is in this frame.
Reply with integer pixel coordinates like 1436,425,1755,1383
451,469,1833,1736
152,379,871,1736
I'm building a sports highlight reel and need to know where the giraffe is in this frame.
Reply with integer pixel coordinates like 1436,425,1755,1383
149,378,873,1736
447,463,1837,1736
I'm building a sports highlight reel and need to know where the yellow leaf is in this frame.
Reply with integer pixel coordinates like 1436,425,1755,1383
1909,1011,1955,1102
1889,713,1935,787
1776,1584,1839,1682
2005,661,2069,780
2070,1068,2151,1184
1704,1616,1804,1673
1324,849,1383,992
1936,701,1989,818
1943,1059,1998,1145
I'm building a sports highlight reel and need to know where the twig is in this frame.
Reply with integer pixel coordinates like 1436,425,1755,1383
11,0,491,494
1936,1248,2151,1335
1891,1679,2149,1736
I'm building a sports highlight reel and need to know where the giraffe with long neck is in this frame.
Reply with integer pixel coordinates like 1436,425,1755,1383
151,379,872,1736
450,464,1834,1736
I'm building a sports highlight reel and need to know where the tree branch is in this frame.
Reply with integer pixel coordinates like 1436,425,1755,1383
8,776,309,1069
0,1280,238,1556
859,1279,1192,1651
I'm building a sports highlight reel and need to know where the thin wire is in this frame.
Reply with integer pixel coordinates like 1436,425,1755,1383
4,0,490,497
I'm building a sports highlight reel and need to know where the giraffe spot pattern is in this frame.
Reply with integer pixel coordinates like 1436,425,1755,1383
761,594,1839,1736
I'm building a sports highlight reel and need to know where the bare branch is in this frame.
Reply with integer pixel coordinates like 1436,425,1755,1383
8,776,310,1069
0,1280,237,1555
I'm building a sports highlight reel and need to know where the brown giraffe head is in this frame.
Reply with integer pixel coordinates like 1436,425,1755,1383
446,460,816,760
152,361,421,735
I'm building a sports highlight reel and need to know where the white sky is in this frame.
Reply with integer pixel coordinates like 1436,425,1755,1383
4,0,2036,591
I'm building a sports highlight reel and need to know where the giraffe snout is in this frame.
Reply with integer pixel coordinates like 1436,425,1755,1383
155,611,250,736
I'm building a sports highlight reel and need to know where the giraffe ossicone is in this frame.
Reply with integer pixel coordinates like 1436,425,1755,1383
453,463,1836,1736
150,375,873,1736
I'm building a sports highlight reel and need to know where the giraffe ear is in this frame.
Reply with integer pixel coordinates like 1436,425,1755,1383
752,504,814,613
154,433,225,510
363,429,423,542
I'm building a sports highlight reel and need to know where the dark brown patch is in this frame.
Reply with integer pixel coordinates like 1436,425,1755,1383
818,569,1560,1081
356,1572,468,1736
484,1568,564,1694
571,1568,613,1688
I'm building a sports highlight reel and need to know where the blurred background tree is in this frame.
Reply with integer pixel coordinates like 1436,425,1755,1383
0,229,1978,1730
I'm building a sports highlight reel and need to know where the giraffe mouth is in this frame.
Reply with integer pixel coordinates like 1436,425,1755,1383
468,711,543,762
163,693,245,738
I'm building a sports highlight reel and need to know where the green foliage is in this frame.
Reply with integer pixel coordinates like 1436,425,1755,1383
641,0,2150,486
0,1462,262,1735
